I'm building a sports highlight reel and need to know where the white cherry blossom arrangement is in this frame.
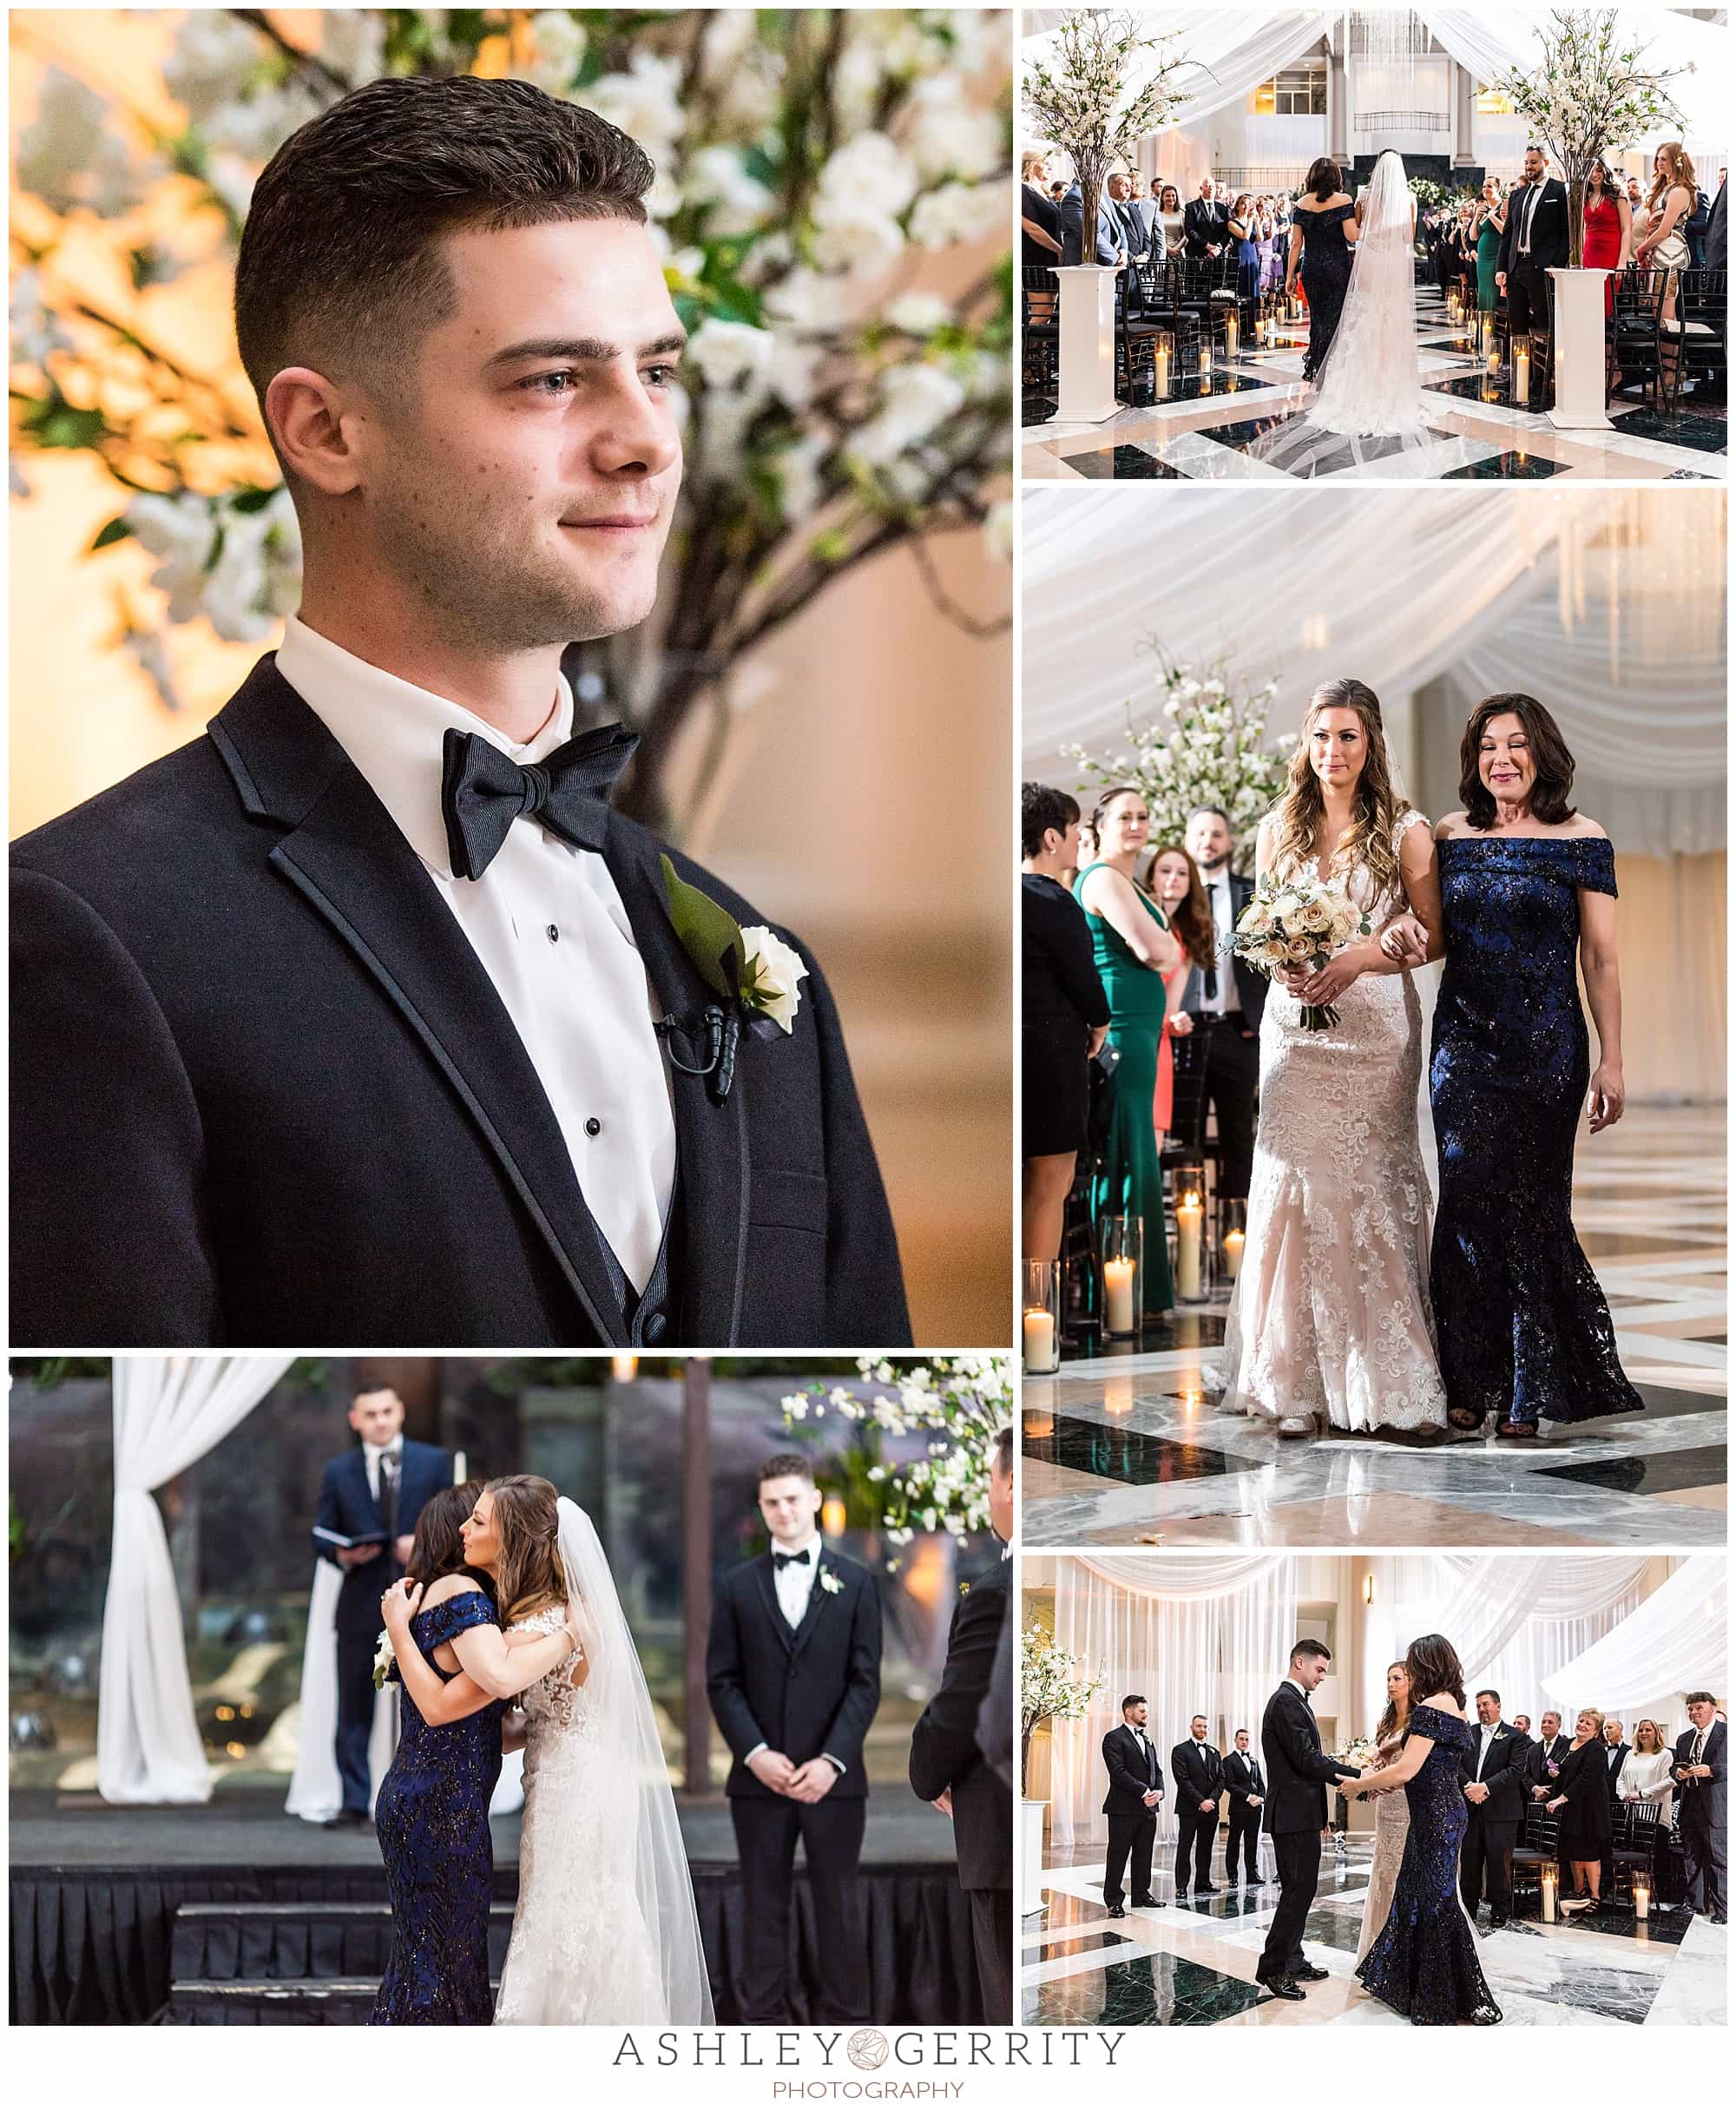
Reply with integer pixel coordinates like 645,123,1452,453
1019,1624,1102,1791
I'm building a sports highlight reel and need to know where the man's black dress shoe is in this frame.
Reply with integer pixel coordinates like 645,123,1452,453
1106,1904,1126,1918
1292,1963,1330,1982
322,1809,372,1831
1131,1895,1165,1908
1194,1883,1219,1895
1257,1974,1305,2001
1246,1876,1267,1886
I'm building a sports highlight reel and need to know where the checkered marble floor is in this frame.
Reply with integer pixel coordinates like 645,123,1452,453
1022,291,1726,484
1021,1107,1726,1548
1023,1841,1726,2026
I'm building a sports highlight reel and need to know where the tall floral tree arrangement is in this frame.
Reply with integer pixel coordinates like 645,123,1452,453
781,1353,1009,1555
10,9,1012,832
1019,1622,1101,1792
1064,648,1295,876
1490,8,1690,266
1021,10,1188,263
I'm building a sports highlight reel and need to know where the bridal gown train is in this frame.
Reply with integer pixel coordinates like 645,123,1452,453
1355,1733,1410,1965
493,1607,667,2023
1213,809,1450,1434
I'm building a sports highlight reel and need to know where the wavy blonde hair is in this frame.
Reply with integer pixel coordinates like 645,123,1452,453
486,1474,568,1627
1270,678,1410,904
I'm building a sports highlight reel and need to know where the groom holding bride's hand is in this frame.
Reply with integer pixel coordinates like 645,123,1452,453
1257,1639,1360,2002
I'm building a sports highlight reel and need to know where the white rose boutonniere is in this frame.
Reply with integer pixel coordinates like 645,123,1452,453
658,855,811,1101
740,925,809,1036
819,1568,845,1595
372,1630,395,1690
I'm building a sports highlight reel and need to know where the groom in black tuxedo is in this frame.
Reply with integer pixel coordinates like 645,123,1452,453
1180,807,1266,1203
1222,1727,1267,1886
909,1428,1014,2022
1171,1715,1225,1898
1101,1694,1165,1917
1258,1640,1360,2001
312,1384,450,1828
1497,145,1570,349
10,76,907,1353
707,1452,883,2022
1459,1689,1527,1927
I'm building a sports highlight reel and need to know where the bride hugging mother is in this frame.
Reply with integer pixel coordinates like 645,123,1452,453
1211,680,1643,1441
372,1475,712,2025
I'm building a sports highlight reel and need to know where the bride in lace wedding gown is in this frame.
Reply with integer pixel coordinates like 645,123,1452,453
493,1491,713,2025
1212,680,1451,1437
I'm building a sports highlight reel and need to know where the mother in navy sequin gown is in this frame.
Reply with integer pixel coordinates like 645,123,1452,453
1344,1634,1502,2026
1286,156,1360,380
372,1487,579,2024
1424,696,1642,1437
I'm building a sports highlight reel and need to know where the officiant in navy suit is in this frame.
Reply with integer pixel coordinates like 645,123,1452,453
9,76,908,1355
706,1452,883,2023
312,1384,451,1830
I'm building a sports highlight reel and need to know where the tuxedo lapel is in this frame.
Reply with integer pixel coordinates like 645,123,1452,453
790,1554,836,1660
753,1555,792,1653
208,659,632,1342
601,818,751,1344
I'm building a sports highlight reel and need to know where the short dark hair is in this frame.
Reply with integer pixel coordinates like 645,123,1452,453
1191,1713,1208,1726
1686,1690,1716,1706
1476,1688,1501,1705
1188,804,1233,829
235,75,653,431
1459,694,1578,829
992,1425,1014,1476
1022,782,1082,860
1291,1638,1332,1666
758,1452,816,1489
1234,1726,1249,1738
1121,1693,1146,1714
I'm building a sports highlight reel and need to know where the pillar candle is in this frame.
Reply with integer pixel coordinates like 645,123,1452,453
1176,1197,1203,1299
1023,1307,1055,1374
1223,1228,1246,1280
1103,1256,1136,1333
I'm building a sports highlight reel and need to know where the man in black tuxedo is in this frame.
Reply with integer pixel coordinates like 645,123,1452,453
1101,1694,1165,1917
1171,1714,1225,1898
1669,1693,1726,1924
1183,175,1230,260
10,76,908,1354
1526,1710,1571,1799
1059,179,1125,268
312,1384,450,1829
910,1428,1014,2022
1706,171,1727,272
1602,1717,1631,1800
1497,145,1570,350
1222,1726,1267,1886
1181,806,1265,1203
1258,1639,1359,2001
707,1452,883,2022
1459,1689,1528,1927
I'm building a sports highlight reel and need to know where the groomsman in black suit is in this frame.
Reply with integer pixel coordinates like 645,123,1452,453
1181,806,1266,1203
1497,145,1570,349
1184,175,1230,259
1257,1640,1359,2001
910,1428,1014,2022
1459,1689,1527,1928
312,1384,451,1828
1222,1726,1267,1886
707,1453,883,2022
1670,1693,1726,1924
1171,1715,1225,1898
1526,1711,1571,1798
1101,1695,1165,1917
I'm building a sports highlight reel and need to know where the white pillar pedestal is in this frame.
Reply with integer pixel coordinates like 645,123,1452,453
1021,1797,1050,1912
1547,266,1613,430
1052,265,1121,423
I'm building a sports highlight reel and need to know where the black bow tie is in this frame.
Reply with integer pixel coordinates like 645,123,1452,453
440,721,639,881
773,1548,812,1571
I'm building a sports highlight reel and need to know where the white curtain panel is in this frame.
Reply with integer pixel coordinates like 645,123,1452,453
1077,1550,1281,1596
1023,9,1338,132
1050,1555,1299,1848
1022,487,1726,860
99,1354,296,1804
1543,1557,1726,1730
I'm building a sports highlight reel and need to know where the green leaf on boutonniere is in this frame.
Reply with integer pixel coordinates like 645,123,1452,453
661,854,746,1002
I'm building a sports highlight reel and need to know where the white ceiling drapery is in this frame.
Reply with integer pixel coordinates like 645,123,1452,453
1076,1549,1290,1595
1542,1556,1726,1725
1022,486,1726,858
1023,10,1339,128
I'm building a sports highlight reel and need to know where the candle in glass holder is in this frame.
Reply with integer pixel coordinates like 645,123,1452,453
1023,1305,1055,1374
1512,340,1530,407
1633,1877,1651,1921
1225,312,1238,358
1154,342,1170,397
1487,337,1502,374
1176,1194,1204,1299
1199,337,1212,374
1223,1227,1246,1279
1103,1256,1136,1333
1541,1864,1558,1922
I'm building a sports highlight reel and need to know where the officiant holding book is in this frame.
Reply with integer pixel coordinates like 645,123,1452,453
312,1385,451,1830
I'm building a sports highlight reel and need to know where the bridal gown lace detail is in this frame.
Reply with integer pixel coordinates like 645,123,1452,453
1212,808,1450,1433
1355,1733,1411,1965
492,1607,667,2025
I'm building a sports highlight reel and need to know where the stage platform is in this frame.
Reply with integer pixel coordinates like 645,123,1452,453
10,1786,976,2026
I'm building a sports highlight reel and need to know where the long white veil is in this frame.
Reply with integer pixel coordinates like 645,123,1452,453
1312,149,1430,438
556,1496,714,2023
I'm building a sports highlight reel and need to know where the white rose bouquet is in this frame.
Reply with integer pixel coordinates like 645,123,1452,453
1233,874,1370,1033
1336,1735,1380,1771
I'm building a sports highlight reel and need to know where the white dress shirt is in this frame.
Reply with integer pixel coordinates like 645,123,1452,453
1201,870,1242,1016
363,1433,404,1505
770,1535,821,1629
1476,1720,1499,1778
276,617,676,1292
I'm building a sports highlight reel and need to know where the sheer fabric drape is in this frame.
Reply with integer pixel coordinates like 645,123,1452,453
1543,1558,1725,1730
99,1355,295,1803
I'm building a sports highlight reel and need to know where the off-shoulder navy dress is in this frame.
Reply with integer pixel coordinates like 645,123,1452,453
1430,834,1643,1428
1295,201,1357,379
1356,1705,1502,2025
371,1590,504,2024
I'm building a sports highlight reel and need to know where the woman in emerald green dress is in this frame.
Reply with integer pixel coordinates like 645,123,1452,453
1078,787,1181,1320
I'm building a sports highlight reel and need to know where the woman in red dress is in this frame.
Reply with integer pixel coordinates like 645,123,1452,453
1581,159,1632,315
